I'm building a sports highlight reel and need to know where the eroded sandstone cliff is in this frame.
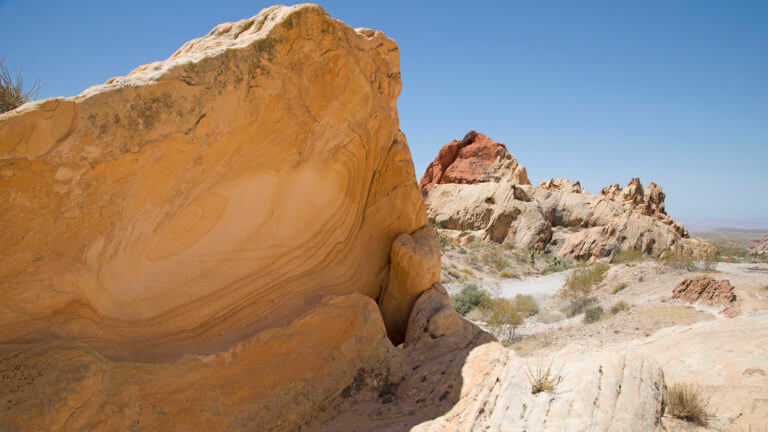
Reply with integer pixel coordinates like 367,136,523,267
422,131,699,261
0,4,435,430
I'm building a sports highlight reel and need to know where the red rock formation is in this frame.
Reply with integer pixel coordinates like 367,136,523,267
672,276,737,308
419,130,529,188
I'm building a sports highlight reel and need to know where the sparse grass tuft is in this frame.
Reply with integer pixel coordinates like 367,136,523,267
611,282,629,294
524,360,563,394
666,382,709,425
1,58,41,114
610,301,630,314
438,232,452,252
613,248,646,264
500,270,517,279
560,263,610,300
659,246,695,271
563,296,598,318
583,305,604,323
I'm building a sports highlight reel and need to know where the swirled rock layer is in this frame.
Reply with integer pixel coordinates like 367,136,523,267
0,4,433,430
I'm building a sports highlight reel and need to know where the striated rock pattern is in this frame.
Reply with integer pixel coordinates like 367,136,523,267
421,131,697,261
672,276,737,307
419,130,530,189
0,4,434,429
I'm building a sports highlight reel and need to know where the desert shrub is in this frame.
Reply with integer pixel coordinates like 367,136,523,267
638,275,645,282
583,305,604,323
524,360,563,394
612,248,646,264
563,296,598,318
659,246,695,271
610,301,630,314
499,270,517,279
438,232,452,252
666,382,709,425
542,255,570,275
0,59,40,114
611,282,629,294
479,297,522,341
560,263,610,300
451,284,490,316
513,294,539,317
447,269,461,279
482,249,509,273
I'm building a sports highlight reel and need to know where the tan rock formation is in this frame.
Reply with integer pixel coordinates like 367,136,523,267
380,226,441,344
0,4,434,429
752,233,768,254
319,285,669,431
422,131,695,261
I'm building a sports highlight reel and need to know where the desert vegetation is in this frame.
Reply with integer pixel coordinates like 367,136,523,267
524,360,563,395
666,382,709,425
0,59,40,114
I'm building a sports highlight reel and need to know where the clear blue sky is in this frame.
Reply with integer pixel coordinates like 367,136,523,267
1,0,766,223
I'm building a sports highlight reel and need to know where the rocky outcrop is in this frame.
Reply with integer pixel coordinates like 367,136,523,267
422,131,695,261
419,130,530,188
319,285,669,431
672,276,737,308
0,5,433,429
752,233,768,254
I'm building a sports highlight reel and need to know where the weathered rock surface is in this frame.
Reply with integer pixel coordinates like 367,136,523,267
0,4,433,429
380,226,441,344
672,276,737,307
752,233,768,254
319,285,669,431
422,131,697,261
628,314,768,431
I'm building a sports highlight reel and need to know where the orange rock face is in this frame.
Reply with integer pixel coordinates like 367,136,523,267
0,4,435,430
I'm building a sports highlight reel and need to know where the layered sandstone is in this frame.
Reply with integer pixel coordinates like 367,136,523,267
0,4,433,429
672,276,737,308
421,131,695,261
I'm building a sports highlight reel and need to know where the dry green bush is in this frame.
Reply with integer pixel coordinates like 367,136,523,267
451,283,491,316
525,360,563,394
438,232,452,252
560,263,610,300
612,248,646,264
563,296,598,318
583,305,604,323
480,297,522,341
482,248,510,273
499,270,517,279
666,382,709,425
611,282,629,294
0,59,40,114
513,294,539,317
610,301,630,314
659,246,695,271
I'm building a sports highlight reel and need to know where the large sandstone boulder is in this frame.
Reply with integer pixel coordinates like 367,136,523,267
0,4,434,429
422,131,695,261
